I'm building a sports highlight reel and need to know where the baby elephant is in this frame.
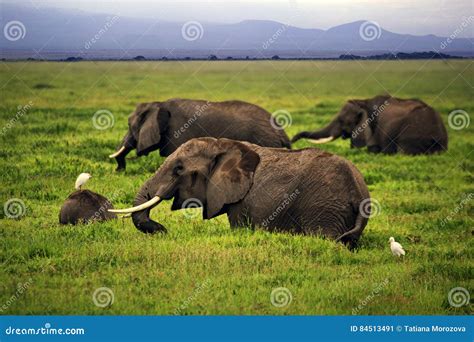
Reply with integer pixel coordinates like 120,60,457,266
59,173,117,224
292,95,448,155
110,138,371,247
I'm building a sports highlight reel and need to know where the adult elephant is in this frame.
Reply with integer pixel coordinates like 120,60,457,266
109,99,291,170
291,95,448,155
109,137,371,248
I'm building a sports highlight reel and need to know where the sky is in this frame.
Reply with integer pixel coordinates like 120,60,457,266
6,0,474,37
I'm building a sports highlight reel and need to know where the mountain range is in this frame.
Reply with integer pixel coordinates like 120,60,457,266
1,3,472,59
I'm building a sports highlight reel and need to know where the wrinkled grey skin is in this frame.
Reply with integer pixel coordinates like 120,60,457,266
113,99,291,170
59,190,117,225
292,95,448,155
128,137,370,248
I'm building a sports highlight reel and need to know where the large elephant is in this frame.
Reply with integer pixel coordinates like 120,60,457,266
109,137,371,248
59,190,116,225
109,99,291,170
291,95,448,155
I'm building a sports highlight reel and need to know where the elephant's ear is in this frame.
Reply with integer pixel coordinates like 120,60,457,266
205,140,260,219
351,103,377,147
133,103,169,156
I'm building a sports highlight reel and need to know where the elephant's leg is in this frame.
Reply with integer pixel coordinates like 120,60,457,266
227,205,255,229
378,135,398,154
367,145,381,153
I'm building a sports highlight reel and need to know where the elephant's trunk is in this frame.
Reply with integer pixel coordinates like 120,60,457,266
109,168,176,234
110,132,136,171
291,117,342,144
130,195,166,234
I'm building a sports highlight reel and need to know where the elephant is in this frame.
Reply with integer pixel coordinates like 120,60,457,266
109,99,291,171
109,137,371,248
59,190,117,225
291,95,448,155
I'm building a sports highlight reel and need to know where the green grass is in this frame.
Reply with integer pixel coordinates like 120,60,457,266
0,60,473,315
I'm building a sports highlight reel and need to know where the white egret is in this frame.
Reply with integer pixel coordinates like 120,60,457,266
75,173,92,190
389,237,406,257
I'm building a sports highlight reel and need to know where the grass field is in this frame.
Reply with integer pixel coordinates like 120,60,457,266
0,60,472,315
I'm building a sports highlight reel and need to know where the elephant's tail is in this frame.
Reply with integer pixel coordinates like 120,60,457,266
335,211,366,249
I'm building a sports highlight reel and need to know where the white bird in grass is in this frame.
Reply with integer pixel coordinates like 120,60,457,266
75,173,92,190
389,237,406,257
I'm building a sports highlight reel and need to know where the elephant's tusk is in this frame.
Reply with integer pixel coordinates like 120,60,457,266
109,146,126,158
308,136,334,144
108,196,161,213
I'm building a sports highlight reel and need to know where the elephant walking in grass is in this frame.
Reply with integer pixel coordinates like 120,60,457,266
110,138,371,248
109,99,291,171
292,95,448,155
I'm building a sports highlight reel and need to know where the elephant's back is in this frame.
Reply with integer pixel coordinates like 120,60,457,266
59,190,116,225
163,99,291,149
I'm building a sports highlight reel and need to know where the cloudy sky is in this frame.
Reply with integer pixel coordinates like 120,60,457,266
7,0,474,37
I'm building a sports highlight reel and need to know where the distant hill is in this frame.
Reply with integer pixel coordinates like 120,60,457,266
1,3,472,59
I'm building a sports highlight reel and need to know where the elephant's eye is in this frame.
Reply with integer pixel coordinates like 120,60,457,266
173,164,184,176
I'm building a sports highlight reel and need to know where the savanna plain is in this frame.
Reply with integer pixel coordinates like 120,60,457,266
0,60,472,315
